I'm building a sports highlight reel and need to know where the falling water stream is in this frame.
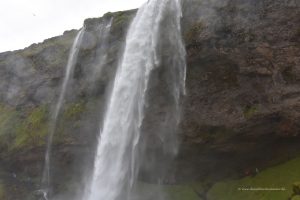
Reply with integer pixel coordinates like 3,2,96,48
40,27,85,199
91,19,113,81
84,0,186,200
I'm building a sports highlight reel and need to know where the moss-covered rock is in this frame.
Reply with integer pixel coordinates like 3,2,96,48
63,101,85,120
292,195,300,200
282,66,298,84
112,11,134,30
0,0,300,198
293,182,300,195
0,182,5,199
20,30,77,58
294,28,300,41
12,106,49,150
0,104,20,152
243,105,258,119
108,9,136,41
185,21,204,45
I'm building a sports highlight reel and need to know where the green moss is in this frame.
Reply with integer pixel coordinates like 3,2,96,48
231,29,256,43
293,182,300,195
63,101,85,120
0,104,50,152
134,182,202,200
0,182,5,199
0,105,20,151
21,31,77,57
0,60,6,66
111,10,135,33
282,66,298,83
64,102,85,119
243,105,258,119
198,126,235,144
292,196,300,200
165,185,201,200
12,106,49,150
0,105,18,134
103,12,114,18
295,28,300,38
185,21,204,45
207,157,300,200
52,101,88,144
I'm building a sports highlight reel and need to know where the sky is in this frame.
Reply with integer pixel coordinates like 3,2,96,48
0,0,147,53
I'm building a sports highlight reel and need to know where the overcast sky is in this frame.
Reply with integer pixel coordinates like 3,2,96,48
0,0,146,53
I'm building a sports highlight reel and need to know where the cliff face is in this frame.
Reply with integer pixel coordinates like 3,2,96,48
179,0,300,182
0,0,300,199
0,10,137,199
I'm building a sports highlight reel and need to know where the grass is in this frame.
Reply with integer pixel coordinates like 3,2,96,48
165,184,201,200
135,157,300,200
207,157,300,200
134,182,202,200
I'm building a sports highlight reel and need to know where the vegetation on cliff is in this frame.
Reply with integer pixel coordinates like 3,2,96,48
0,0,300,199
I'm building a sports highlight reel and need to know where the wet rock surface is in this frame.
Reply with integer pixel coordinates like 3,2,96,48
0,0,300,199
177,0,300,183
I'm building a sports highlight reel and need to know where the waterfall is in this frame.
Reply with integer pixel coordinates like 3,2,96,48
40,27,85,199
91,18,113,82
84,0,186,200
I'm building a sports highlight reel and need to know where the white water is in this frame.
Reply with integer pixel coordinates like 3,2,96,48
85,0,186,200
92,19,113,80
40,27,85,199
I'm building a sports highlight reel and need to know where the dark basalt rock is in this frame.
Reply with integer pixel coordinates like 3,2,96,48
0,0,300,199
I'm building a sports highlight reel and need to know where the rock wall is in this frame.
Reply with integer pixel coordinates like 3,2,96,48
179,0,300,183
0,0,300,199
